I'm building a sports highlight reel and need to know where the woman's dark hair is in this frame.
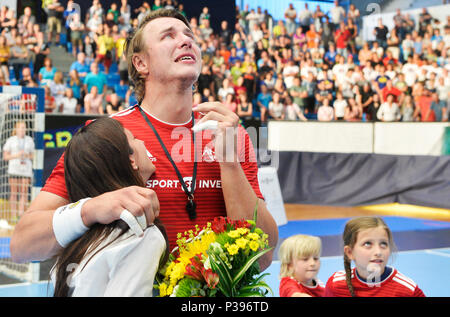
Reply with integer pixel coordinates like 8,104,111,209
53,117,168,297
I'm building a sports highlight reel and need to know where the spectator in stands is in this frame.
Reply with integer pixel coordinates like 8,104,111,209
1,7,17,32
269,91,285,121
315,79,333,108
105,90,124,115
199,18,213,43
273,77,288,102
32,31,51,81
284,3,297,36
283,59,300,89
18,67,33,86
68,69,83,107
152,0,163,11
118,53,129,86
84,85,104,115
70,52,90,80
377,93,401,122
330,0,345,32
219,20,231,46
49,71,67,110
83,62,107,97
335,21,351,58
303,71,317,114
9,35,31,81
381,79,404,104
333,91,347,121
284,94,307,121
347,3,360,25
95,25,114,74
344,97,362,121
400,94,416,122
44,85,56,113
18,7,36,33
418,8,433,37
257,83,272,123
223,93,237,113
317,98,334,121
305,24,320,52
298,3,312,33
120,0,132,26
45,0,64,45
59,87,79,114
107,2,120,23
69,13,84,58
430,92,447,122
374,18,389,49
199,6,210,23
39,57,57,86
0,35,10,80
313,5,325,31
236,93,253,123
0,69,9,85
217,77,235,103
87,0,104,23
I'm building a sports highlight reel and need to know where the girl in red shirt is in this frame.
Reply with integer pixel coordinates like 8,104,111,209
278,234,325,297
325,217,425,297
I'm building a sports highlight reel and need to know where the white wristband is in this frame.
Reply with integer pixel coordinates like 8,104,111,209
52,198,91,247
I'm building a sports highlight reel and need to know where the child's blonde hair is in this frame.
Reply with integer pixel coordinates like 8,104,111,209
278,234,322,279
342,216,396,297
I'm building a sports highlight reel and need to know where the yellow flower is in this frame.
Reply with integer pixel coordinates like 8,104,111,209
247,233,259,241
164,261,176,279
179,231,216,264
227,244,240,255
170,262,186,285
237,227,249,235
249,241,259,252
235,237,248,249
167,285,174,296
159,283,168,297
228,230,240,238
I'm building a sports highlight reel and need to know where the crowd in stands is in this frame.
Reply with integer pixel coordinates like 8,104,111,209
0,0,449,123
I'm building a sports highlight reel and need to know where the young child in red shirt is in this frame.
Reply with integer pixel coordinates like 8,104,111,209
278,234,325,297
325,216,425,297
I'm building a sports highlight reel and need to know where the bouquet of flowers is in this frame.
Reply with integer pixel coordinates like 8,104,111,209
156,205,273,297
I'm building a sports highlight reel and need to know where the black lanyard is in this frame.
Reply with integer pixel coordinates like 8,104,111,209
138,106,198,220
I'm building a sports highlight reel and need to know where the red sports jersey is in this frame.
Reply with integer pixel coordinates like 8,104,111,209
43,105,264,250
324,267,425,297
279,277,325,297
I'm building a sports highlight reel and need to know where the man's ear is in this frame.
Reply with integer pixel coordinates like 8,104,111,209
132,53,149,77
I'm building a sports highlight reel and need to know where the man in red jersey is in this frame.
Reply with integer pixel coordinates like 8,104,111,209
10,9,278,271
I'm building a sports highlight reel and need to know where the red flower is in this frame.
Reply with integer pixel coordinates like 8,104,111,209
211,217,227,233
202,268,219,289
211,217,252,233
184,254,204,281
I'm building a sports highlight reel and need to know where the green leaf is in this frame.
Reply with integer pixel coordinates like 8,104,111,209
208,252,233,297
240,281,273,297
232,247,273,288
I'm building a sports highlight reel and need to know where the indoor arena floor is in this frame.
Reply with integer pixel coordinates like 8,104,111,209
0,203,449,297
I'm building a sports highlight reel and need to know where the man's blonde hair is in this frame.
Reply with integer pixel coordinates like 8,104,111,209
124,9,191,104
278,234,322,278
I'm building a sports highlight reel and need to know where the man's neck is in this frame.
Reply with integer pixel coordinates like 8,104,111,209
140,82,193,124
